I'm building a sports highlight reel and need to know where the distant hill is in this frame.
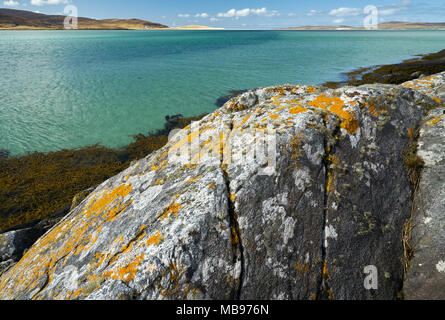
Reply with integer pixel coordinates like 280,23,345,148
278,25,354,31
162,25,224,30
377,21,445,29
0,8,168,30
277,21,445,31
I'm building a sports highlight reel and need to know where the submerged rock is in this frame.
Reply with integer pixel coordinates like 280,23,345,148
0,150,9,159
0,228,42,275
0,73,444,300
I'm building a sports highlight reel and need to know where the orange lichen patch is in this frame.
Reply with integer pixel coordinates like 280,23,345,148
187,175,202,183
363,101,387,118
306,86,316,93
326,289,334,300
289,106,309,115
84,184,133,219
166,128,202,162
146,231,165,247
290,132,306,162
326,172,335,193
151,151,169,171
274,106,288,112
408,127,416,142
125,162,141,180
295,262,311,274
103,200,133,223
269,114,279,120
240,115,250,126
230,226,239,245
309,94,359,134
209,182,216,189
271,95,282,106
427,116,442,126
268,86,286,95
157,262,186,298
368,104,379,117
327,154,340,167
190,131,229,164
432,97,441,103
74,225,103,256
322,260,329,276
159,202,181,221
155,179,165,185
230,192,236,202
103,254,145,284
402,82,421,90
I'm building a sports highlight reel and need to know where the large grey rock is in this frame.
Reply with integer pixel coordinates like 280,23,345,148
404,108,445,300
0,228,42,271
0,75,443,300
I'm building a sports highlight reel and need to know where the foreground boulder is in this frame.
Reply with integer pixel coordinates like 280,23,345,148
0,74,444,300
403,110,445,299
401,74,445,300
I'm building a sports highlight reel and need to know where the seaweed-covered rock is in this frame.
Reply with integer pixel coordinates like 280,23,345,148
0,76,442,300
0,150,9,159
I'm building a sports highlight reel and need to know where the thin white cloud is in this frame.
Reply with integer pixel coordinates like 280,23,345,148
31,0,69,5
333,19,345,24
329,7,362,17
194,13,209,18
377,0,411,16
329,1,412,18
217,8,279,18
306,9,323,16
177,13,190,18
3,0,20,7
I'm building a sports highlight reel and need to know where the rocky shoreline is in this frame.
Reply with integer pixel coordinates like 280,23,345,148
1,51,444,300
323,49,445,88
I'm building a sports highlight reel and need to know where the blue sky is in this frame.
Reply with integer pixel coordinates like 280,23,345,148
2,0,445,29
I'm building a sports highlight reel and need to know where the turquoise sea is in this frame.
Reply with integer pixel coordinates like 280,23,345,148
1,30,445,156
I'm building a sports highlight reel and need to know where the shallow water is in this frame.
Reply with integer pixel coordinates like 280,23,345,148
1,30,445,156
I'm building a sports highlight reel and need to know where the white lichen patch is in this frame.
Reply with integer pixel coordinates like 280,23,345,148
293,167,312,192
324,225,338,248
436,260,445,274
423,217,432,225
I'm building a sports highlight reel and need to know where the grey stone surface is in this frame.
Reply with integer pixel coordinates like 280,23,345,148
404,108,445,300
0,73,444,300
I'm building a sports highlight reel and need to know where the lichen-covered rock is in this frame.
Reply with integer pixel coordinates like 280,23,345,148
402,72,445,103
0,75,443,300
404,107,445,300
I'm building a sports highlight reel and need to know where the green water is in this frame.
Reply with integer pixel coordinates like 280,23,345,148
1,30,445,156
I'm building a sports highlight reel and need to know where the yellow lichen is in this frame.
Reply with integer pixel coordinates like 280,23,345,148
159,202,181,221
146,231,164,247
289,106,308,115
427,116,442,126
309,94,359,134
103,254,145,284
